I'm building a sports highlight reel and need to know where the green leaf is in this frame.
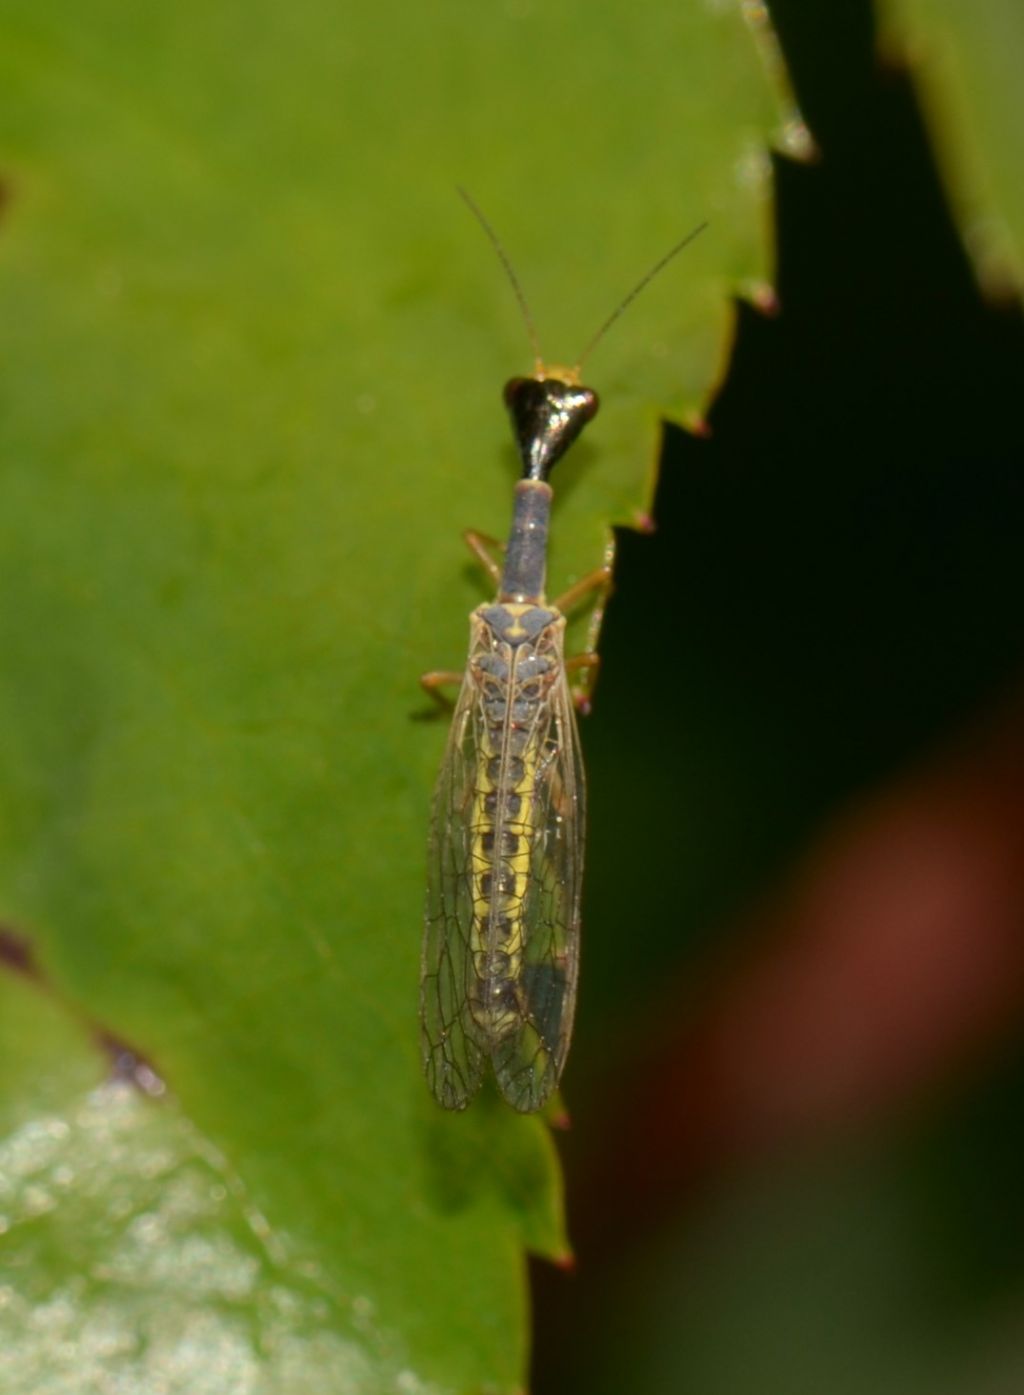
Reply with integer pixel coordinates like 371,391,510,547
0,2,789,1388
0,968,466,1392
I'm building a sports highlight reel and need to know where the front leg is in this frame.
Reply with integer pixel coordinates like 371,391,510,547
463,529,504,588
419,527,496,715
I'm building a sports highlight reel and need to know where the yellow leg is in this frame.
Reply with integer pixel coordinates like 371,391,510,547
419,527,499,715
420,669,464,712
552,564,613,712
564,653,601,714
463,529,504,586
551,563,613,616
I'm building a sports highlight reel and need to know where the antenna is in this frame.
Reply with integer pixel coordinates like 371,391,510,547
573,220,709,373
458,187,544,375
459,189,709,381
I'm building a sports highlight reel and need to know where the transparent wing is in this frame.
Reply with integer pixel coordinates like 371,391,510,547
421,669,487,1110
490,663,585,1113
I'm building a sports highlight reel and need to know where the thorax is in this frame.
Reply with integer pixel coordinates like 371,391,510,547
468,602,565,726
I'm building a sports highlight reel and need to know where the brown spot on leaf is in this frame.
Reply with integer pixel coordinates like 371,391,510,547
95,1029,167,1096
0,925,167,1094
0,927,42,980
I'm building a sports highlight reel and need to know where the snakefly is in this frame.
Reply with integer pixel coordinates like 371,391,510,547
420,192,706,1112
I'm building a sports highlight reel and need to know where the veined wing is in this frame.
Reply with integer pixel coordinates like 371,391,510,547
421,665,487,1110
489,657,585,1112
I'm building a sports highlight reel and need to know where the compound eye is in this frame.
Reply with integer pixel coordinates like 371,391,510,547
503,377,529,409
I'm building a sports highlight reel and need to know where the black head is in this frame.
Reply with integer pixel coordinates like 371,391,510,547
504,375,600,482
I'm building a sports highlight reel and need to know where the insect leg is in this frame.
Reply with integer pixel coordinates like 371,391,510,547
420,669,464,712
553,564,613,711
463,529,504,586
564,653,601,714
551,563,613,616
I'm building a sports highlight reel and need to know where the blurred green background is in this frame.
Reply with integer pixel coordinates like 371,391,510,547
1,0,1023,1392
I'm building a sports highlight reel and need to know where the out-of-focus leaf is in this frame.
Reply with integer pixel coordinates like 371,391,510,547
879,0,1024,289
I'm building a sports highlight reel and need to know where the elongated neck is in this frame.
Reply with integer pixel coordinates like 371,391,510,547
499,479,551,603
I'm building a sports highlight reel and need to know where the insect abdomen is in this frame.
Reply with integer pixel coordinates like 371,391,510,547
467,609,559,1045
469,728,536,1041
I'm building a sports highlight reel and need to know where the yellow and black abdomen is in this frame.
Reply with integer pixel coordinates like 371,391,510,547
467,603,560,1046
421,595,584,1113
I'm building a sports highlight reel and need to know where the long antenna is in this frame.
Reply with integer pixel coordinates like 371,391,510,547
573,220,709,373
458,186,544,375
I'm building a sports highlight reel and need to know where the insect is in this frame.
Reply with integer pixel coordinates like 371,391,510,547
420,192,706,1112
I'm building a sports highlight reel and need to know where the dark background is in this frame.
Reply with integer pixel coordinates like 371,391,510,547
535,0,1024,1389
